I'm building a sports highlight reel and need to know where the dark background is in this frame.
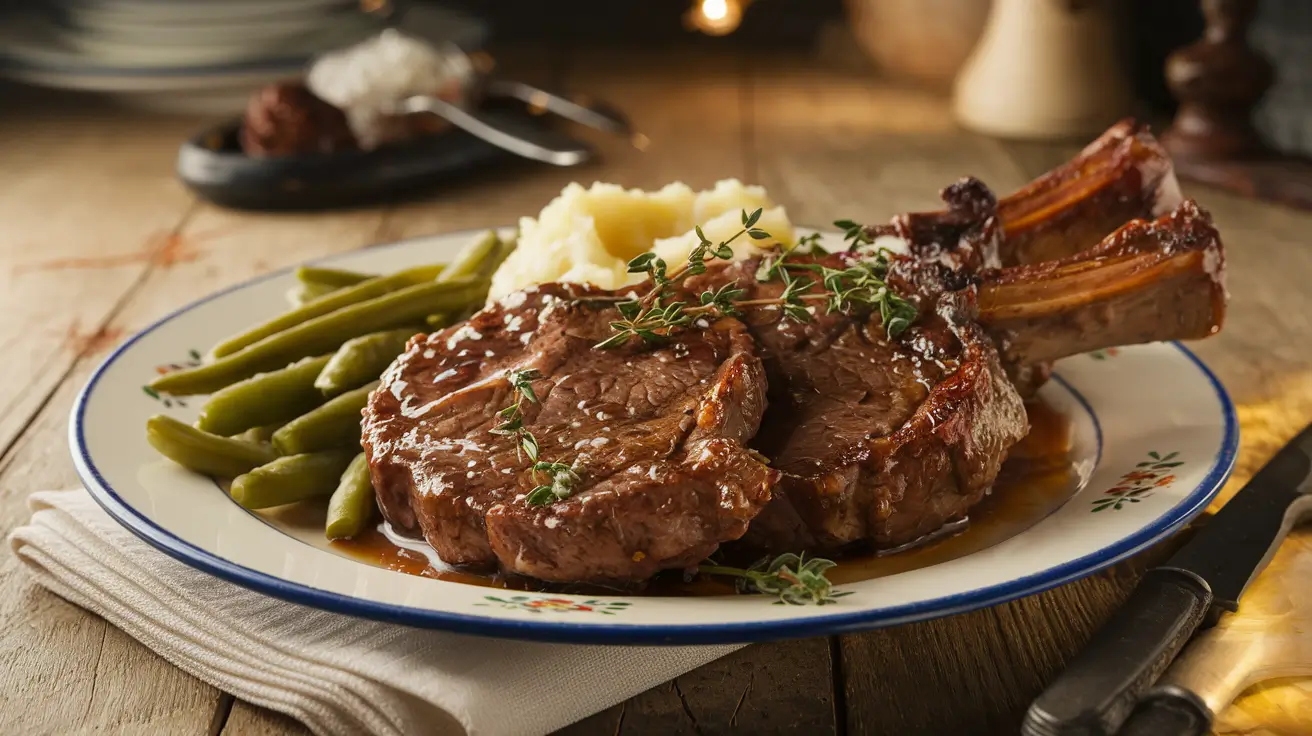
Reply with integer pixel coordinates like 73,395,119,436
436,0,1312,154
437,0,1204,114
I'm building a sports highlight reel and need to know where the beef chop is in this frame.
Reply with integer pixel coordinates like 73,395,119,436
682,252,1029,555
361,125,1221,582
868,122,1186,396
693,199,1225,556
361,282,776,585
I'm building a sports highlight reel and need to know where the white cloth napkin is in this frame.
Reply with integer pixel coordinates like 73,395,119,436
8,490,743,736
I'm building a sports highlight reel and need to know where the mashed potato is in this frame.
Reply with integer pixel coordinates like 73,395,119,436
488,179,795,300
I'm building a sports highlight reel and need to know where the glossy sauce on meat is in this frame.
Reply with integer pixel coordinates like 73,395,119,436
333,399,1074,594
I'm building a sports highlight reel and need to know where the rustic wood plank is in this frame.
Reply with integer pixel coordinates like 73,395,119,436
746,54,1030,225
837,559,1161,735
0,87,218,736
221,700,312,736
0,177,390,736
0,92,202,457
994,140,1083,186
560,639,837,736
0,362,222,735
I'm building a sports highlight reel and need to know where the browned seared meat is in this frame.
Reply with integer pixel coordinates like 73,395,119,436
686,256,1029,555
360,283,776,585
698,199,1225,556
869,176,1003,275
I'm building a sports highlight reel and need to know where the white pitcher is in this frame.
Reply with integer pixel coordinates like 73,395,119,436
952,0,1133,140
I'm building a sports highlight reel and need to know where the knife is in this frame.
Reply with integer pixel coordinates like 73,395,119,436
1022,422,1312,736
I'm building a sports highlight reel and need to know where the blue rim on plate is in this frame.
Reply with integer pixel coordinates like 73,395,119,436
69,235,1240,645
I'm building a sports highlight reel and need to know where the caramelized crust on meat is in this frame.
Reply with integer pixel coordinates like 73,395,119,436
361,283,776,585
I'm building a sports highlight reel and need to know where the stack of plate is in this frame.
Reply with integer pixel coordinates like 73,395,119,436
0,0,486,114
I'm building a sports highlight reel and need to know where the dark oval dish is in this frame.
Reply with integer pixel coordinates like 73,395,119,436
177,104,584,211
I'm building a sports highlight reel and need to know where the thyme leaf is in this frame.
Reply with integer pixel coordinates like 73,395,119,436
526,460,583,506
598,212,917,347
833,219,872,249
698,553,853,605
489,368,583,506
597,213,759,349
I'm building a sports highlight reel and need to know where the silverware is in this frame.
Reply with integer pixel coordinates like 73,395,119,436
484,79,632,136
1022,422,1312,736
390,95,592,167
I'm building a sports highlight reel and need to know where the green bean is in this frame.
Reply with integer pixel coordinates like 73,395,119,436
150,278,483,395
480,235,518,279
211,263,448,358
272,381,377,455
414,237,511,330
289,281,339,308
146,415,278,478
296,265,374,289
326,453,376,540
232,422,283,444
436,230,499,284
194,355,331,436
315,328,417,396
229,449,357,510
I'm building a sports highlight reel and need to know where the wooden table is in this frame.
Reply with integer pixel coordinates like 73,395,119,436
1,45,1309,735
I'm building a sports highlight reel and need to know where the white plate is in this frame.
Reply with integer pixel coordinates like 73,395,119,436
53,14,381,68
61,0,358,27
0,5,486,115
72,229,1238,644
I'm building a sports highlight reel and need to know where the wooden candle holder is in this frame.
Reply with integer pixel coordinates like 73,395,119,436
1164,0,1312,209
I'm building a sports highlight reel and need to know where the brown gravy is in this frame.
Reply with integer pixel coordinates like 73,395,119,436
332,399,1077,595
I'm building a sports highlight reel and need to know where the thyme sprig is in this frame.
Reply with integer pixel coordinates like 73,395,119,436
600,209,918,346
597,211,916,348
489,368,542,462
698,553,853,605
763,247,918,338
490,369,583,506
595,208,769,349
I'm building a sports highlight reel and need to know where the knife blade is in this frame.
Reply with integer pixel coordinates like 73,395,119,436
1022,422,1312,736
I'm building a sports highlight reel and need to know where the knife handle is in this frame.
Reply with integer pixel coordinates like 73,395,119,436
1022,569,1213,736
1117,686,1211,736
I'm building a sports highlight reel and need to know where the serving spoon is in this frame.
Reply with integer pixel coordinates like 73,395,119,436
387,94,591,167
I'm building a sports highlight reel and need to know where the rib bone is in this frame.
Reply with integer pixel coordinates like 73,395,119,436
977,200,1225,366
999,118,1184,265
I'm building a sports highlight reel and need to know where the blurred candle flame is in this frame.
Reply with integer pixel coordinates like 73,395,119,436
686,0,744,36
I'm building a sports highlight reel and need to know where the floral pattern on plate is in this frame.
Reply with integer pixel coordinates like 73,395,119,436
477,595,633,615
1092,451,1183,512
142,349,203,408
